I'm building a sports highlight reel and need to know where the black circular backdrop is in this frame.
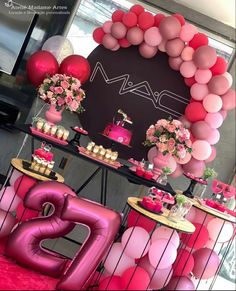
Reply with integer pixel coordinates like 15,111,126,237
80,45,191,160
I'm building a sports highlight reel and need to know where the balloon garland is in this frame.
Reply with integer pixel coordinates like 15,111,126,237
93,4,236,177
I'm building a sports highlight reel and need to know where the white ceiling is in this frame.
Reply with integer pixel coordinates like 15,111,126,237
174,0,236,28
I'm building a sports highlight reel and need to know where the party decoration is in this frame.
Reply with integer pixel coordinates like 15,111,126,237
168,56,183,71
192,248,220,279
181,46,194,61
172,249,194,276
138,11,155,30
127,209,156,233
139,42,158,59
191,121,212,140
98,276,123,290
221,89,236,111
164,276,195,290
111,22,127,39
208,75,230,96
130,4,145,16
93,27,105,44
210,56,227,75
190,83,209,101
189,32,208,49
16,202,39,222
192,140,211,160
121,266,150,290
0,209,16,238
182,158,206,177
121,226,150,259
206,128,220,145
207,218,234,243
126,27,144,45
59,54,91,84
193,45,217,69
185,102,207,122
103,21,113,33
194,69,212,84
181,223,209,249
9,170,23,186
166,38,185,57
26,50,59,87
151,226,180,248
0,186,21,212
122,12,138,28
14,175,37,199
144,27,162,47
159,16,181,40
180,61,197,78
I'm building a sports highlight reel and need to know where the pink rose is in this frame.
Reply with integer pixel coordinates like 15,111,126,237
146,125,155,136
49,86,55,92
71,83,79,91
159,134,167,142
65,96,72,105
172,119,182,127
157,142,168,152
47,91,53,99
57,97,65,106
40,93,47,100
61,81,69,89
167,138,175,147
148,136,158,143
167,124,176,133
69,100,79,111
54,87,63,94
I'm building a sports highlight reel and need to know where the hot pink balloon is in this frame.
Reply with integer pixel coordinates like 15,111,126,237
166,38,185,57
159,16,181,40
192,140,212,160
221,89,236,111
173,249,194,276
126,26,144,45
14,175,37,199
203,93,223,113
180,61,197,78
102,21,113,33
206,128,220,145
144,27,162,46
190,83,209,101
102,33,118,49
205,112,223,128
139,42,158,59
99,276,123,290
104,242,135,275
121,226,150,258
208,75,230,96
192,248,220,279
111,22,127,39
195,69,212,84
191,208,214,225
0,209,16,238
191,121,212,140
9,170,23,186
158,39,167,52
179,115,192,129
168,56,183,71
164,276,195,290
148,239,177,269
151,226,180,248
222,71,233,87
121,266,150,290
16,202,39,222
127,209,156,233
181,46,194,61
0,186,21,212
193,45,217,69
180,23,197,42
170,163,183,178
182,158,206,177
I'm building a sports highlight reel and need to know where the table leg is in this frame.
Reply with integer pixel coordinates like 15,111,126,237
75,167,101,195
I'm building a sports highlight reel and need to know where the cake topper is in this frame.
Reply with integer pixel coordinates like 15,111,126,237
114,109,133,126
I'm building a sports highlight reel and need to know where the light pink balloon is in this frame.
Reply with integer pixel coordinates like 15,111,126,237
144,27,162,46
195,69,212,84
208,75,230,95
175,152,192,164
219,109,228,120
205,112,223,128
9,170,23,186
180,23,197,42
151,226,180,248
158,39,167,52
180,61,197,78
139,42,158,58
185,207,196,222
126,26,144,45
221,89,236,111
205,239,217,249
193,45,217,69
167,156,177,173
207,218,234,243
190,83,209,101
159,16,181,40
104,242,135,275
148,239,177,269
0,209,16,238
102,33,118,49
191,120,212,139
206,128,220,145
222,72,233,87
111,44,120,51
122,226,150,259
0,186,21,212
205,145,216,163
111,22,127,39
168,57,183,71
192,140,212,160
169,163,183,178
166,38,185,57
102,21,113,33
147,146,158,163
182,158,206,176
179,115,192,128
203,93,223,113
181,46,194,61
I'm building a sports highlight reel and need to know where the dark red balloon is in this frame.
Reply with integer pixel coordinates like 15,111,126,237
130,4,144,16
173,13,185,26
122,12,138,28
59,55,91,84
93,27,105,44
112,9,125,22
154,13,166,27
210,56,228,75
189,33,209,49
185,102,207,122
184,76,196,87
26,50,59,87
118,38,131,48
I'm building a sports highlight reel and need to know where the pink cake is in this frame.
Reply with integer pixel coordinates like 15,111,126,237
103,123,132,146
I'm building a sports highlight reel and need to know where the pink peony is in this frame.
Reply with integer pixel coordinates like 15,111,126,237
54,87,63,94
61,81,69,89
69,100,79,111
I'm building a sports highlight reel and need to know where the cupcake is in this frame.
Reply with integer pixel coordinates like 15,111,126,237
36,118,45,131
43,122,51,134
56,127,64,139
92,145,100,157
98,146,106,160
50,125,58,136
62,129,70,141
162,193,175,208
86,142,95,153
110,151,118,163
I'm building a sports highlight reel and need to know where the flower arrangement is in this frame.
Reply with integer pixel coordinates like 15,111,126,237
202,167,218,181
144,117,192,160
38,74,85,113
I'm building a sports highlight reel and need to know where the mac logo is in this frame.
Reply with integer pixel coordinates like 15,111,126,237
90,62,189,118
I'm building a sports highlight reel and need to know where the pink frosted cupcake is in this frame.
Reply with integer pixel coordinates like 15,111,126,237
162,193,175,208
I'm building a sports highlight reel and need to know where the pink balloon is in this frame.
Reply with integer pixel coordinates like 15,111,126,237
175,152,192,165
168,56,183,71
111,22,127,39
151,226,180,248
181,46,194,61
102,33,118,49
191,121,212,139
139,256,173,289
144,27,162,46
0,186,21,212
193,45,217,69
9,170,23,186
205,146,217,163
166,38,185,57
121,226,150,258
127,209,156,233
207,218,234,242
182,158,206,177
179,115,192,128
208,75,230,95
16,202,39,222
99,276,123,290
164,276,195,290
0,209,16,238
205,239,217,249
126,26,144,45
158,39,167,52
14,175,37,199
159,16,181,40
190,83,209,101
203,93,223,113
180,23,197,42
169,163,183,178
147,146,158,163
206,128,220,145
104,242,135,275
148,239,177,269
221,89,236,111
111,44,120,51
184,207,196,222
219,109,228,120
205,112,223,128
180,61,197,78
192,248,220,279
102,21,113,33
121,266,150,290
167,155,177,173
139,42,158,58
173,249,194,276
192,140,212,160
192,208,214,225
222,71,233,87
195,69,212,84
